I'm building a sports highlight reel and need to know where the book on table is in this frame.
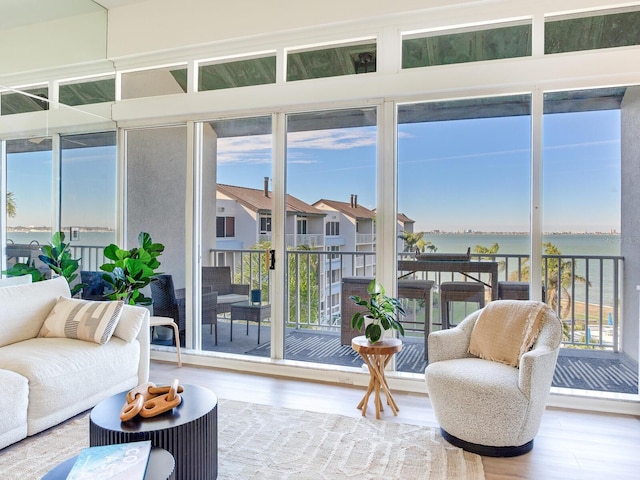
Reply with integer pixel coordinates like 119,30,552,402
66,440,152,480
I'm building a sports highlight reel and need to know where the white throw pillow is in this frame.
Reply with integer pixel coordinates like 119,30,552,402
39,297,124,345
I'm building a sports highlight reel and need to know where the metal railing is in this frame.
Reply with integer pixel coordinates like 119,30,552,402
6,242,621,351
211,248,623,351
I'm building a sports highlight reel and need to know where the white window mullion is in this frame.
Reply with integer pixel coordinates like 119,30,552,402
51,134,61,235
377,100,397,297
530,89,543,301
271,112,287,359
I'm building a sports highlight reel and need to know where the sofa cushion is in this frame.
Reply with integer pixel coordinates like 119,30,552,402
0,276,71,348
0,337,140,435
218,293,249,304
39,297,124,345
0,274,32,287
468,300,547,367
0,369,29,450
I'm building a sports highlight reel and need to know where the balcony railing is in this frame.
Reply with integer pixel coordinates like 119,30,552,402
258,233,324,248
7,242,621,351
211,248,623,351
355,233,376,244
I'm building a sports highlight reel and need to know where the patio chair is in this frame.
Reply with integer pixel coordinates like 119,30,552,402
150,274,219,346
425,300,562,457
80,270,112,301
201,266,250,316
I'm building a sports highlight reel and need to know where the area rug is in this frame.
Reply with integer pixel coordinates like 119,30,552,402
0,399,484,480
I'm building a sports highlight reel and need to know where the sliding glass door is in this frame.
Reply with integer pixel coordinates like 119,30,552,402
397,95,532,373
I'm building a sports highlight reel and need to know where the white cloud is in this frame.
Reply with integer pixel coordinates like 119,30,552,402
216,128,377,165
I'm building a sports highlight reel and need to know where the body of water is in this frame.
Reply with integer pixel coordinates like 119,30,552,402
7,231,621,306
424,233,621,257
423,233,621,308
7,231,116,247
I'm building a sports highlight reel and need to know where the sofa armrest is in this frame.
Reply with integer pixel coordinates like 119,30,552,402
231,284,250,295
427,311,479,363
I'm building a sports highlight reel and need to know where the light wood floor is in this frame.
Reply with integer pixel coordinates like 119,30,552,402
151,361,640,480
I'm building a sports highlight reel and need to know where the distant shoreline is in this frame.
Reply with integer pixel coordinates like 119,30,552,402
425,231,619,236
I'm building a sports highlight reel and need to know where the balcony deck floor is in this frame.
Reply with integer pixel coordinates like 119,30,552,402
153,319,638,395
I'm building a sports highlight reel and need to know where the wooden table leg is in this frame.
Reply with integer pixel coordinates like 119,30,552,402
357,352,400,418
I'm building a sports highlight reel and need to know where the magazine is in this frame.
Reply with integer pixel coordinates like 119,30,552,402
66,440,152,480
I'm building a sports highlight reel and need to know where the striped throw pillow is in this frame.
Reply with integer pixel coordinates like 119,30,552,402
39,297,124,345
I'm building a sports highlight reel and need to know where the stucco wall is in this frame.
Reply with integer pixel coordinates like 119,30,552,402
621,86,640,361
126,125,187,289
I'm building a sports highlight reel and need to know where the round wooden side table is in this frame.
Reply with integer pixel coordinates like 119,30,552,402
351,335,403,419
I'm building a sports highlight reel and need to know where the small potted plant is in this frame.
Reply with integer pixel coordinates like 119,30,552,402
350,279,405,344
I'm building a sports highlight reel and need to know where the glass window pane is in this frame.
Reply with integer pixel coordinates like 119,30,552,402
402,23,531,69
1,86,48,115
60,132,117,269
545,9,640,54
543,88,622,361
397,95,532,373
203,115,273,355
286,106,377,367
121,65,188,100
199,55,276,91
287,41,376,81
59,77,115,106
5,137,53,272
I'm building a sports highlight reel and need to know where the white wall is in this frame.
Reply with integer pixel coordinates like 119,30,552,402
0,11,108,78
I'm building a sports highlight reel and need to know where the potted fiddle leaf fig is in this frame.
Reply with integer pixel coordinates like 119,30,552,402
350,279,405,344
3,231,84,295
100,232,164,306
39,231,84,296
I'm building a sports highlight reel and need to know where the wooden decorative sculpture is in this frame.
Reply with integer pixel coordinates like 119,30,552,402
120,379,183,421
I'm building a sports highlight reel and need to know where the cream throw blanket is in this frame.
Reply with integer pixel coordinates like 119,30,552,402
468,300,547,368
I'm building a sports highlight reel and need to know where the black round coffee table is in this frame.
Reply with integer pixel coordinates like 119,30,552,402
89,384,217,480
42,447,175,480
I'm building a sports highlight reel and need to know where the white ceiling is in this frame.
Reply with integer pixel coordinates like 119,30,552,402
0,0,149,31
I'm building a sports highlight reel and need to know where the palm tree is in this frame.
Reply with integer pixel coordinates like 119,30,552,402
6,192,16,217
512,242,589,319
398,231,437,253
472,242,507,272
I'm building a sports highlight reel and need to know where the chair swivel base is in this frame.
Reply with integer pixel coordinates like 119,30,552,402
440,428,534,457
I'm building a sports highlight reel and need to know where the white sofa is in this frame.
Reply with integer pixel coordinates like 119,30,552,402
0,276,150,450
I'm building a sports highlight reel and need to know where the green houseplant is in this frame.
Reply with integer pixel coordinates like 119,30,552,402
350,280,405,344
100,232,164,306
3,231,84,295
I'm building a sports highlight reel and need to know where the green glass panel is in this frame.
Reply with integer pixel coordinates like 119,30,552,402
1,87,49,115
59,78,115,106
402,24,531,69
287,43,376,81
170,68,188,93
199,57,276,91
545,11,640,54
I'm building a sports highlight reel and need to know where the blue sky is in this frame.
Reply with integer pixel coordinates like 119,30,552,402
6,109,620,234
219,108,620,233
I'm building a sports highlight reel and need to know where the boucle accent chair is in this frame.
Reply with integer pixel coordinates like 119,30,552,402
425,300,562,457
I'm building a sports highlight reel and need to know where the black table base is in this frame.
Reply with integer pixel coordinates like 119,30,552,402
89,384,217,480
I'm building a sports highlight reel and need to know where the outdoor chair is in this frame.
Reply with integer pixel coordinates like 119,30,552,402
80,270,112,301
150,274,219,346
425,300,562,457
201,266,250,316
